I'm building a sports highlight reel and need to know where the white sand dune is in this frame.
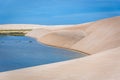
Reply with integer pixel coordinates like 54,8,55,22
26,28,52,39
0,24,42,30
26,22,93,52
60,22,93,31
38,30,85,48
27,16,120,54
0,16,120,80
72,16,120,54
0,24,74,30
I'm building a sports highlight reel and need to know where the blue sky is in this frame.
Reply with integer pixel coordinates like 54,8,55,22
0,0,120,25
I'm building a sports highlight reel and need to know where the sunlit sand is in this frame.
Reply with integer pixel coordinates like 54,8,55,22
0,16,120,80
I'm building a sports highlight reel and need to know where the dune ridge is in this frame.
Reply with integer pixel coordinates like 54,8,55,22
72,16,120,54
26,22,93,52
0,16,120,80
27,16,120,54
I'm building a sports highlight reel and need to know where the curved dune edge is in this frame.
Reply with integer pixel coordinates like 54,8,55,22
0,16,120,80
26,21,93,54
27,16,120,54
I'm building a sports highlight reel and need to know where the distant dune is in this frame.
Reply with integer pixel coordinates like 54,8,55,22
0,24,74,30
0,16,120,80
0,24,42,30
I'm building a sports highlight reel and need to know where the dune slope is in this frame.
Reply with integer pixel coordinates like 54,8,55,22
39,30,86,48
27,22,92,50
27,16,120,54
72,16,120,54
0,16,120,80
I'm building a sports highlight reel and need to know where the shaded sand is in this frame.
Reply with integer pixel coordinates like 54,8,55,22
0,16,120,80
26,22,93,52
72,16,120,54
0,47,120,80
27,16,120,54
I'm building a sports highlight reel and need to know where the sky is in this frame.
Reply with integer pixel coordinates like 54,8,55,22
0,0,120,25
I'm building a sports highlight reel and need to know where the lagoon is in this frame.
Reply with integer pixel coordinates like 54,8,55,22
0,36,85,72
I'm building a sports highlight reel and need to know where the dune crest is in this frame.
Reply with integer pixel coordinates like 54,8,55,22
0,16,120,80
72,16,120,54
27,16,120,54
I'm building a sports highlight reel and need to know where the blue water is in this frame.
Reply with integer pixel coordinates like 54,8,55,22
0,36,85,72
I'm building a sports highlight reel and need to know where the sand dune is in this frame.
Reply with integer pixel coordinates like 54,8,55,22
0,24,42,30
26,28,52,39
0,24,74,30
27,16,120,54
26,22,92,52
72,16,120,54
60,22,93,31
0,16,120,80
39,30,85,48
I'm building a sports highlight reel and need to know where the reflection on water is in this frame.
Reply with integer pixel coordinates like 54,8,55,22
0,36,85,72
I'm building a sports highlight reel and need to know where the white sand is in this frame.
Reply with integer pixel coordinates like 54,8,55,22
27,16,120,54
0,16,120,80
72,16,120,54
0,24,75,30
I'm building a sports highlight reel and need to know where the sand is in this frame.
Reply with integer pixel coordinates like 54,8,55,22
26,22,93,52
27,16,120,54
0,24,74,30
72,16,120,54
0,16,120,80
